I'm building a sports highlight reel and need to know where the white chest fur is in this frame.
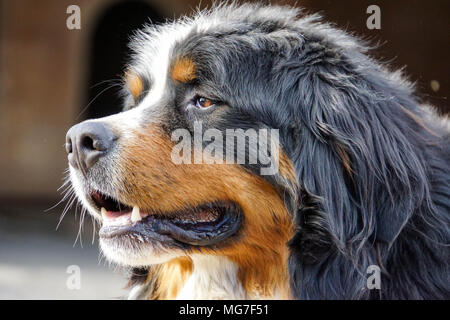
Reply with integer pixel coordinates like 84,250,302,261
176,255,246,300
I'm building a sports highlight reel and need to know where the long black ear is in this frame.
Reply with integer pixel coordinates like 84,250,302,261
283,44,432,298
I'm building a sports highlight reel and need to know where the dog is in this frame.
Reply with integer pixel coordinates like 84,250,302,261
65,3,449,299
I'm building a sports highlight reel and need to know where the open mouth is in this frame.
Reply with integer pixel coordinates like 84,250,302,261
90,191,242,247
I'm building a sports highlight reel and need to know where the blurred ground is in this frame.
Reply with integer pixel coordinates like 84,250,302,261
0,204,127,299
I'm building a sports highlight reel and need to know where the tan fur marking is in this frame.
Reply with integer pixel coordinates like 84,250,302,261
278,151,296,186
125,72,144,100
171,57,196,83
278,150,298,202
117,128,294,299
153,257,193,299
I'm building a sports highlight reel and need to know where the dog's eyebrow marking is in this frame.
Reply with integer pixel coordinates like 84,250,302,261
171,57,196,83
125,71,144,101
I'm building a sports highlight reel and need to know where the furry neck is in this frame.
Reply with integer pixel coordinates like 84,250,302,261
129,254,292,300
176,256,247,299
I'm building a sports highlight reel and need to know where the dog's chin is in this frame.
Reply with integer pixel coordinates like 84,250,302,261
99,237,183,267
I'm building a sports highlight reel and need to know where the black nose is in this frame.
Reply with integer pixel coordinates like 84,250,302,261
66,121,116,174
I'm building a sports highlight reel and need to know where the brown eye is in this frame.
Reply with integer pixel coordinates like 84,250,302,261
195,97,214,109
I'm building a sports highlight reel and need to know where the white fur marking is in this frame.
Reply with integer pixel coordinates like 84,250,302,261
176,255,246,300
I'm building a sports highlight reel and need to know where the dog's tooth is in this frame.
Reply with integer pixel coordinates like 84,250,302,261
131,205,141,222
101,207,107,220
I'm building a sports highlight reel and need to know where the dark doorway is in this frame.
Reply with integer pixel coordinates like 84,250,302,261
85,1,163,120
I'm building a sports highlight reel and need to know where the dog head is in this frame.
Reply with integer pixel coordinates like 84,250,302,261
65,4,442,299
66,4,299,281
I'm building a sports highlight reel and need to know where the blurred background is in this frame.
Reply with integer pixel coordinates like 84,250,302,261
0,0,448,299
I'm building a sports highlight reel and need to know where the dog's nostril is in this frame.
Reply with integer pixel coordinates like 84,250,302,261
82,135,95,151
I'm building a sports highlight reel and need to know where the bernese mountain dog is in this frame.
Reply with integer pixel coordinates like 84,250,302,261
64,3,449,299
